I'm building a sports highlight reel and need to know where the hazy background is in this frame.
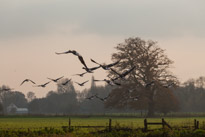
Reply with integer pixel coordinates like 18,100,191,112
1,0,205,97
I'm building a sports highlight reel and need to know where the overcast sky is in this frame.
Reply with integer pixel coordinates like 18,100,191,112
1,0,205,97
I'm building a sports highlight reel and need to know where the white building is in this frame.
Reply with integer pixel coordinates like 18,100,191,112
7,103,28,114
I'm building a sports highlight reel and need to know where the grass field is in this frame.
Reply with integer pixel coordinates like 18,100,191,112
1,116,205,137
0,116,205,130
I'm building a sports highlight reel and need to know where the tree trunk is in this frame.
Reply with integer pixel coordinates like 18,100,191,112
147,98,155,117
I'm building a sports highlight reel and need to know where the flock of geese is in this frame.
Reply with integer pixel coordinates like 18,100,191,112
0,49,174,102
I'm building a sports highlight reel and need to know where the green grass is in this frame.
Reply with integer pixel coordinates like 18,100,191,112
1,116,205,137
0,116,205,130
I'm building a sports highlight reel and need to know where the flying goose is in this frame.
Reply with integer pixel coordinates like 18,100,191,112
75,80,89,86
47,76,64,83
33,81,51,88
72,72,88,77
95,94,110,102
86,94,97,100
110,66,136,79
61,79,72,86
82,66,101,73
55,50,75,55
20,79,36,86
90,59,121,70
56,50,89,70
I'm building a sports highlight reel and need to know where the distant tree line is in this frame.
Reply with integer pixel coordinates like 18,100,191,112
1,76,205,115
174,76,205,112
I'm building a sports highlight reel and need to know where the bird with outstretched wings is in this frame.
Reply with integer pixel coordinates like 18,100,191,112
33,81,51,88
20,79,36,86
47,76,64,83
75,80,89,86
90,59,120,70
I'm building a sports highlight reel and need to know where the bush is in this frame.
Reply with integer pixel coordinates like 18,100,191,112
192,129,205,137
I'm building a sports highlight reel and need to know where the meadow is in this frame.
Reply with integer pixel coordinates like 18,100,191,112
1,115,205,130
1,116,205,137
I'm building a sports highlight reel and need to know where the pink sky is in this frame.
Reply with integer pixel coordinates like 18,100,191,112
1,0,205,97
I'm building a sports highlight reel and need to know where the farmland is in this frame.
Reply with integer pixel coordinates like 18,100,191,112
0,116,205,136
1,116,205,129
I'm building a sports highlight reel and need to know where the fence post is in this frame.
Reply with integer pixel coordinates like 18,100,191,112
69,118,71,131
194,119,197,129
162,118,165,129
109,119,112,132
144,119,147,132
197,121,199,129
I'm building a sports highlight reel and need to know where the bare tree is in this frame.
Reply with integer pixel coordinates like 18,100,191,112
106,37,179,116
195,76,205,88
27,91,36,102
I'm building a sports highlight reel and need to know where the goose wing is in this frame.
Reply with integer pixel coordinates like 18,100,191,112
55,50,72,55
78,56,88,69
121,66,136,77
75,82,81,85
47,78,55,81
90,59,102,66
43,81,51,86
110,68,122,77
55,76,64,81
94,79,104,82
73,72,84,77
20,79,28,86
29,79,36,84
106,60,121,68
82,80,89,85
89,66,101,71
